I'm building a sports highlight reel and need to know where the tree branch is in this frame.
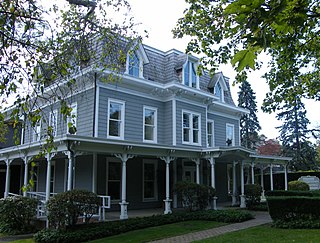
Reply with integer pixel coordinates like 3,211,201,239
66,0,97,8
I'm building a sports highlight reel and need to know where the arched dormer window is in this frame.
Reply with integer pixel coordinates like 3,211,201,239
183,60,199,89
208,72,228,103
215,82,223,102
126,43,149,79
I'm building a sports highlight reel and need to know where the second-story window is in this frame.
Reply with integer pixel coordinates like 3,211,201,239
207,121,214,148
226,123,235,146
49,110,57,137
107,99,125,139
143,106,157,143
183,60,198,88
33,121,41,142
183,111,201,145
215,82,224,102
67,103,77,134
128,52,140,77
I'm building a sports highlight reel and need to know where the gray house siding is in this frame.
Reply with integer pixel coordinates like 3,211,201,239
208,113,240,147
175,100,207,147
163,101,172,145
74,155,93,191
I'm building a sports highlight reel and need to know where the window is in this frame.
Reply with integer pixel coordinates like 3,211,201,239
67,103,77,134
207,120,214,148
226,123,235,146
143,160,157,201
49,110,58,137
128,52,140,77
107,99,125,139
183,111,201,145
183,60,198,88
33,120,41,142
107,161,121,201
215,82,222,101
143,107,157,143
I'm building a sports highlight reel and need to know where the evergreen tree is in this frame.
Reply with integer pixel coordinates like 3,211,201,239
238,80,261,149
277,98,317,170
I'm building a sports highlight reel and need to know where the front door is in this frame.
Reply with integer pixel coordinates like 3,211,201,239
183,166,196,183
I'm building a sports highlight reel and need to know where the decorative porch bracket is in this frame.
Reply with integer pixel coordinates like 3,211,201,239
115,153,134,220
160,156,175,214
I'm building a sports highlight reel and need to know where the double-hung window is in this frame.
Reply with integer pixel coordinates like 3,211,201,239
107,160,121,201
183,111,201,145
143,160,157,201
183,60,198,88
207,120,214,148
49,110,58,137
33,120,41,142
143,106,157,143
107,99,125,139
67,103,77,134
226,123,235,146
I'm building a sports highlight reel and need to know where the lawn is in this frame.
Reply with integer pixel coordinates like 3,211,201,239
199,224,320,243
90,220,226,243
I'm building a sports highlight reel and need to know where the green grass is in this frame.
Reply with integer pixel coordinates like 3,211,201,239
90,220,226,243
199,224,320,243
11,239,35,243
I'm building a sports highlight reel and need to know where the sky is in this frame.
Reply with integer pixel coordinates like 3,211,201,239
128,0,320,141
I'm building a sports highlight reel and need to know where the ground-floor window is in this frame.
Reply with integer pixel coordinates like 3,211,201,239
143,160,157,201
107,160,121,201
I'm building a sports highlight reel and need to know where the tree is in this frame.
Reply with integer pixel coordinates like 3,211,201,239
257,138,281,156
277,97,317,170
238,80,261,149
0,0,140,150
173,0,320,111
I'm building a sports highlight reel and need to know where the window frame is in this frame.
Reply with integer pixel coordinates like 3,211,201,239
49,109,58,137
142,159,158,202
226,123,235,146
182,60,199,89
32,120,41,142
67,102,77,134
214,81,225,102
207,120,214,148
106,158,122,203
143,106,157,143
182,110,201,146
126,50,144,78
107,99,125,140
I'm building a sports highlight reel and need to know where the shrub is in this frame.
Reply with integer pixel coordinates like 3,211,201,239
0,196,38,234
47,189,100,230
244,184,262,209
34,209,253,243
288,180,310,191
265,190,314,197
174,181,215,211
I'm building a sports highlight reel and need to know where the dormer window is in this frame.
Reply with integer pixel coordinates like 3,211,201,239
126,43,149,79
128,52,140,77
215,82,223,101
183,60,199,88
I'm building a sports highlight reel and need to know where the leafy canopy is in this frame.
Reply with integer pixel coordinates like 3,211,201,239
173,0,320,111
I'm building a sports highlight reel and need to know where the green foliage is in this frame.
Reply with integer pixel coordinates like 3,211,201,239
267,196,320,228
0,196,38,235
34,210,253,243
174,181,215,211
173,0,320,111
244,184,262,209
47,189,100,229
265,190,317,197
288,180,310,191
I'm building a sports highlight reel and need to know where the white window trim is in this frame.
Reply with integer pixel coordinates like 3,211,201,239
33,120,41,142
182,110,201,146
106,157,122,203
143,106,158,143
226,123,235,146
107,99,125,140
182,60,200,89
207,119,214,148
67,102,77,134
142,159,158,202
126,50,144,78
49,109,58,137
215,81,225,103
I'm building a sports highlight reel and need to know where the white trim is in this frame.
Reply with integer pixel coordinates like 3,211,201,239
107,99,125,140
142,159,158,202
143,106,158,143
94,86,100,137
208,111,241,120
32,120,42,142
226,123,235,146
182,110,201,146
207,119,215,148
172,99,176,146
182,59,200,89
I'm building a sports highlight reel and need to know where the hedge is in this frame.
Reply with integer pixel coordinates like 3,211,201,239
265,190,320,197
34,210,254,243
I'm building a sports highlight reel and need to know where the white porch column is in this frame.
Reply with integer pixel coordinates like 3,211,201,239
173,160,177,209
251,161,255,185
208,158,215,188
284,164,288,191
4,158,12,198
270,164,274,191
115,153,134,220
232,161,237,206
192,158,200,184
23,156,29,197
260,166,265,199
240,161,246,208
92,153,97,193
160,156,174,214
45,153,53,201
67,151,73,191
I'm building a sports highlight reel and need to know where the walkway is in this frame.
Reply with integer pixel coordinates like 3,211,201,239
150,211,272,243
